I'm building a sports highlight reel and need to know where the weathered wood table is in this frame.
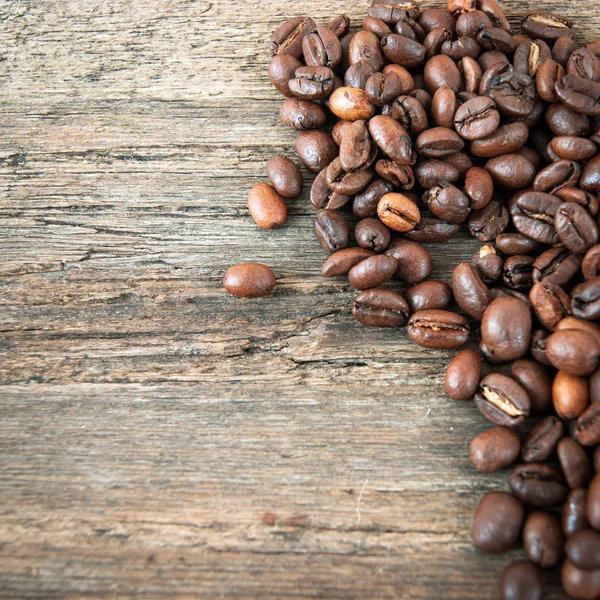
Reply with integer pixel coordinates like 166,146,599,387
1,1,599,598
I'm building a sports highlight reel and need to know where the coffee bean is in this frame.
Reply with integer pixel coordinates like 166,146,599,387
468,200,509,242
475,373,531,428
365,71,405,106
581,154,600,194
348,254,399,290
452,262,492,320
470,426,520,473
487,68,536,118
248,183,287,229
270,17,317,58
567,47,600,81
534,160,581,195
352,289,410,327
485,154,537,190
481,297,532,363
514,39,551,77
353,179,394,218
355,218,391,253
442,36,481,61
522,416,564,463
418,8,456,33
562,559,600,600
556,187,599,218
280,98,327,130
310,169,351,210
453,96,500,141
348,30,384,71
414,159,460,189
367,0,420,24
563,488,589,537
536,59,565,102
556,74,600,117
583,245,600,280
269,55,303,97
496,233,544,257
339,120,374,173
555,203,600,254
313,209,350,254
406,280,453,313
223,263,277,298
326,158,374,195
472,491,524,553
503,255,535,291
472,245,503,283
499,561,543,600
322,248,376,277
469,122,529,158
511,191,561,245
328,87,376,121
431,87,457,128
572,277,600,321
296,130,338,173
549,136,598,162
424,183,470,223
509,463,568,507
461,56,483,94
552,35,578,66
266,156,303,199
529,281,572,332
556,317,600,348
576,403,600,447
362,16,392,39
377,193,421,232
546,329,600,377
289,66,336,101
511,360,554,414
375,160,415,189
477,27,515,53
381,33,426,68
424,54,462,93
404,217,460,243
554,371,590,421
345,58,377,89
533,247,582,287
407,309,469,350
523,511,564,568
566,530,600,570
328,15,350,38
456,9,493,38
558,438,592,490
423,26,452,60
392,95,429,136
303,26,342,68
416,127,465,158
369,116,415,165
385,238,433,283
521,10,573,41
531,329,551,366
588,474,600,529
546,102,591,137
445,349,482,401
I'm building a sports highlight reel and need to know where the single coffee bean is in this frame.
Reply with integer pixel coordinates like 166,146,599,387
509,463,568,507
563,488,589,537
280,98,327,130
424,183,470,223
558,438,592,490
583,245,600,280
327,15,350,38
322,248,376,277
424,54,462,93
348,254,398,290
431,87,457,128
423,26,452,60
270,17,317,58
523,511,564,568
477,26,515,53
352,289,410,328
470,426,520,472
367,0,420,24
566,530,600,570
375,160,415,189
536,59,565,102
496,233,543,257
511,360,553,414
556,188,599,218
345,58,377,89
365,71,404,106
302,26,342,68
546,329,600,377
514,39,551,77
348,30,384,71
572,277,600,321
339,120,373,173
503,255,535,291
313,209,350,254
581,154,600,194
529,281,571,332
561,560,600,600
353,179,394,218
533,247,582,287
553,371,590,421
534,160,581,195
522,416,564,463
266,156,303,199
248,183,287,229
442,36,481,60
469,122,529,158
461,56,483,94
296,130,338,173
385,238,433,283
530,330,551,366
310,169,351,210
414,159,460,189
445,349,482,401
555,202,600,254
475,373,531,428
511,191,561,246
549,136,598,162
392,95,429,136
406,280,453,313
463,167,493,210
472,492,524,554
452,262,492,320
369,116,415,165
472,245,503,283
556,317,600,348
326,158,374,195
481,297,532,363
499,561,543,600
362,16,392,38
576,403,600,447
289,66,336,101
415,127,465,158
553,35,578,67
568,47,600,81
588,474,600,529
269,55,303,97
454,96,501,141
404,217,460,243
223,263,276,298
418,8,456,34
521,10,574,41
456,9,493,38
380,33,426,68
407,309,469,350
355,218,391,253
556,74,600,117
485,154,537,190
468,200,509,242
377,193,421,232
328,87,376,121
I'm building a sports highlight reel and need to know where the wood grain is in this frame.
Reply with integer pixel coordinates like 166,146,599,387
1,0,599,597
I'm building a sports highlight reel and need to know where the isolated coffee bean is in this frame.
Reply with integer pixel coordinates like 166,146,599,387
424,183,470,223
353,179,394,218
563,489,589,537
475,373,531,428
468,201,509,242
289,66,336,101
555,317,600,348
472,492,524,554
322,248,376,277
418,8,456,33
392,95,429,136
469,122,529,158
362,16,392,38
248,183,288,229
381,33,426,68
581,154,600,194
367,0,420,24
270,17,317,58
511,191,561,246
521,10,573,41
552,35,577,66
567,47,600,81
536,59,565,102
445,349,482,401
296,130,338,173
327,15,350,38
556,74,600,117
266,156,303,199
348,254,398,290
352,289,410,328
463,167,493,211
355,218,391,253
365,71,405,105
472,245,503,283
339,120,373,173
514,39,551,77
377,193,421,232
529,281,572,331
453,96,500,141
470,427,520,473
223,263,277,298
534,160,581,195
511,359,553,414
415,127,464,158
546,329,600,377
555,187,599,218
546,102,591,137
557,438,592,490
553,371,590,421
431,87,457,128
385,239,433,283
549,136,598,162
403,218,459,244
452,262,491,320
566,530,600,570
423,26,452,59
522,416,564,463
575,403,600,447
424,54,462,93
522,512,563,568
500,561,543,600
572,277,600,321
509,463,568,507
406,280,453,313
407,310,469,350
313,209,350,254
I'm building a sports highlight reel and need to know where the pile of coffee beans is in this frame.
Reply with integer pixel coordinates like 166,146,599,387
224,0,600,596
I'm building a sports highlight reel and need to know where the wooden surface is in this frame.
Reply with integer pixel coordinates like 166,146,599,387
1,0,599,598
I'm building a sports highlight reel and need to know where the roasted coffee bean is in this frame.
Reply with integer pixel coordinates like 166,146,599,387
375,160,415,189
385,238,433,283
365,71,403,106
552,35,578,67
566,530,600,571
448,0,476,15
367,0,420,25
536,59,565,102
289,66,336,101
369,116,415,165
522,416,563,462
472,245,503,283
248,183,287,229
414,159,460,189
445,349,482,401
423,26,453,60
487,69,536,118
477,27,515,53
223,263,277,299
555,187,599,218
563,488,589,537
503,255,535,291
468,200,509,242
353,179,394,218
348,254,398,290
553,371,590,421
269,55,303,97
472,492,524,554
509,463,568,507
452,262,491,320
345,58,378,89
266,156,303,199
377,193,420,232
555,202,599,254
418,8,456,33
479,50,510,71
583,245,600,280
352,289,410,327
546,102,591,137
406,280,453,313
500,561,543,600
431,87,457,128
485,154,537,190
511,191,561,245
475,373,531,428
521,10,573,41
558,438,592,490
549,136,598,162
463,167,494,210
523,512,563,568
326,158,373,195
514,39,551,77
576,403,600,447
556,74,600,117
531,329,551,366
280,98,327,131
572,277,600,321
489,288,532,312
313,209,350,254
303,26,342,68
442,36,481,61
561,560,600,600
348,30,384,71
338,120,373,173
310,169,351,211
391,94,429,136
296,130,338,173
581,154,600,194
470,426,520,473
424,183,470,223
362,16,392,38
355,218,391,254
556,317,600,348
496,233,544,257
381,33,426,68
327,15,350,38
529,281,572,331
329,87,376,121
481,297,532,363
511,360,553,414
534,160,581,195
407,309,469,349
546,329,600,376
416,127,465,158
395,17,425,42
322,248,376,277
270,17,317,58
453,96,500,141
404,217,460,242
456,9,493,38
424,54,462,93
588,474,600,529
533,247,582,287
469,122,529,158
460,56,483,94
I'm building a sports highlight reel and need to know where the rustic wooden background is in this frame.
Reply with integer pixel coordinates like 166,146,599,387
1,0,599,598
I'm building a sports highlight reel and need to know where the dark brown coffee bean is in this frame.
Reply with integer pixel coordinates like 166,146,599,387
530,329,551,365
345,58,377,89
468,200,509,242
556,74,600,117
381,33,426,68
509,463,568,507
266,156,303,199
313,209,350,254
572,277,600,321
414,159,460,189
472,245,503,283
511,191,561,246
523,512,563,568
521,10,574,41
270,17,317,58
581,154,600,194
424,55,463,93
418,8,456,34
327,15,350,38
296,130,338,173
469,122,529,158
463,167,493,210
407,309,469,349
550,136,598,162
514,39,551,77
365,71,403,106
423,26,453,60
223,263,277,299
554,371,590,421
303,27,342,68
477,27,515,53
280,98,327,131
431,87,457,128
563,488,589,537
352,289,410,328
470,426,520,473
326,158,374,195
348,254,398,290
404,217,460,243
481,297,532,363
546,102,591,137
322,248,376,277
338,120,373,174
349,30,384,71
511,360,552,414
576,403,600,447
461,56,483,94
442,36,481,61
445,349,482,401
269,55,303,97
385,238,433,283
310,169,351,211
546,329,600,377
485,154,536,190
416,127,465,158
353,179,394,218
377,193,420,232
566,530,600,571
375,160,415,189
475,373,531,428
500,561,543,600
552,35,578,67
486,67,536,118
535,59,565,102
453,96,500,141
329,87,377,121
555,202,599,254
452,262,491,320
391,94,429,136
496,233,544,257
369,116,415,165
503,255,535,291
424,183,470,223
289,66,336,101
355,218,391,253
534,161,580,197
556,187,599,218
367,0,420,25
533,247,582,287
395,17,425,42
556,317,600,348
406,280,453,313
455,9,492,38
583,245,600,280
472,492,524,554
362,16,392,39
529,281,572,331
522,416,564,463
479,50,510,71
558,438,592,490
248,183,287,229
562,560,600,600
588,474,600,529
